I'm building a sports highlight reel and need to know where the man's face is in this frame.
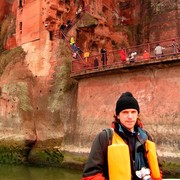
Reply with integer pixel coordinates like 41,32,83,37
117,109,138,132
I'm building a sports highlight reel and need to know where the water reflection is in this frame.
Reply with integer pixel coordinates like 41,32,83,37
0,164,82,180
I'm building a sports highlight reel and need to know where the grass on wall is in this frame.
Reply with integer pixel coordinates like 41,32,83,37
48,40,78,112
55,40,77,93
0,47,26,76
2,82,33,112
0,45,31,112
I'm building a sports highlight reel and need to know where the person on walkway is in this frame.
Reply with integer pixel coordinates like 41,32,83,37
94,57,99,69
70,36,75,46
119,47,127,62
143,50,150,60
59,23,66,39
82,91,162,180
73,51,78,59
66,19,72,31
169,39,179,54
71,43,78,52
101,48,108,67
154,43,165,58
129,51,137,62
84,50,90,63
76,5,83,19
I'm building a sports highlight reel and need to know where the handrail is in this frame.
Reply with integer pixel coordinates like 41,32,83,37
71,37,180,74
53,10,85,62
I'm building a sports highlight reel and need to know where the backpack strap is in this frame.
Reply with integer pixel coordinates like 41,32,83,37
103,128,113,145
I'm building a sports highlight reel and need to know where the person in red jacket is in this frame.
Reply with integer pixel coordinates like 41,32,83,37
82,92,162,180
119,47,127,62
143,50,150,60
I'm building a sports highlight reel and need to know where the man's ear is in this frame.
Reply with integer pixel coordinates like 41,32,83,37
117,114,120,120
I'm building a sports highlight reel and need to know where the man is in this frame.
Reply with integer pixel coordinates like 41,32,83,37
170,39,179,54
59,23,66,39
154,43,165,58
82,92,162,180
101,48,108,66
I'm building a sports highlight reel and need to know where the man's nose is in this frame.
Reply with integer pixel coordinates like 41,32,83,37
127,112,133,118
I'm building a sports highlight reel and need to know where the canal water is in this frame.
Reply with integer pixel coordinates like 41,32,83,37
0,164,178,179
0,164,82,180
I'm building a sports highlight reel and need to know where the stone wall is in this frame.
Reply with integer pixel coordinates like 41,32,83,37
68,60,180,163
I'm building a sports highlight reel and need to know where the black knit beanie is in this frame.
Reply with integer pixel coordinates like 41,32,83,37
115,92,140,115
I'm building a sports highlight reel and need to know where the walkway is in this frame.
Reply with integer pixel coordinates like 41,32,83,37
71,38,180,78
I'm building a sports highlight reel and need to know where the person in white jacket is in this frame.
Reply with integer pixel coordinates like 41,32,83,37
154,43,165,58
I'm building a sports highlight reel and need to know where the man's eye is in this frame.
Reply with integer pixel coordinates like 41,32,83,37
122,111,128,114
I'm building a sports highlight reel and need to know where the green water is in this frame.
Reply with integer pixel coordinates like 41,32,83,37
0,164,82,180
0,164,179,179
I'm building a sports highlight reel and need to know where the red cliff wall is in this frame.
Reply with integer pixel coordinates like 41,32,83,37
138,0,180,43
16,1,41,45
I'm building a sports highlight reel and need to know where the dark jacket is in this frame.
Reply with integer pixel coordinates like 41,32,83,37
82,123,152,180
101,49,108,61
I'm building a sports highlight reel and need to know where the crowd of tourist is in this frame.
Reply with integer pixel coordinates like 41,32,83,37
58,15,179,70
75,38,179,70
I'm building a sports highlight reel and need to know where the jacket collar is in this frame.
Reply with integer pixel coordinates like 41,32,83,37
118,123,148,143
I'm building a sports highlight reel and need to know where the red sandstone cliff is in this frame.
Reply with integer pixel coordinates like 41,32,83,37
0,0,179,176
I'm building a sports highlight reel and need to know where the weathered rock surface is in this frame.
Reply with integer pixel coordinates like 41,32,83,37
0,0,179,177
